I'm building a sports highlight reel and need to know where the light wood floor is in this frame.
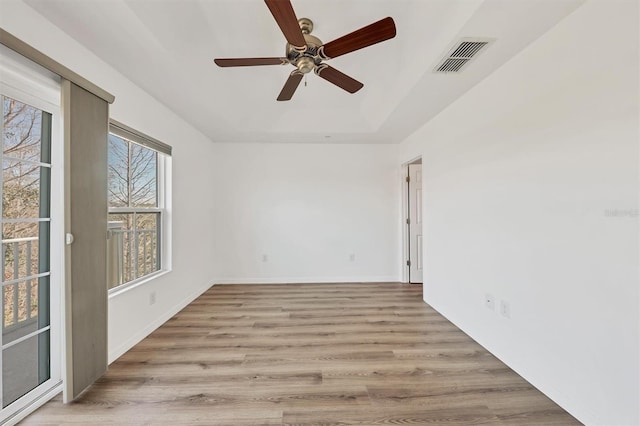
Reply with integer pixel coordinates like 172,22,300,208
22,283,580,425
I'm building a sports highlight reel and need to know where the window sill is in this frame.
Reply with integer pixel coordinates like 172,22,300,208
108,269,171,299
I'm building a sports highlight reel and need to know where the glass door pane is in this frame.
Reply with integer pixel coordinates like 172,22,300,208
1,95,52,408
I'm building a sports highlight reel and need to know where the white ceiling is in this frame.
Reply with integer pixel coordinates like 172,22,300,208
24,0,583,144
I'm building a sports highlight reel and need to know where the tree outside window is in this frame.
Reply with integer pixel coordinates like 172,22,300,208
2,97,50,329
108,133,161,287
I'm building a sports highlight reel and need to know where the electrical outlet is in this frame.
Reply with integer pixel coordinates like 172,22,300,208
485,293,494,310
149,291,156,306
262,254,268,262
500,300,510,318
349,253,356,262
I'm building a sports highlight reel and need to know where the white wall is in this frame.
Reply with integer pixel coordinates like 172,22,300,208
211,143,401,283
1,1,218,362
399,1,639,425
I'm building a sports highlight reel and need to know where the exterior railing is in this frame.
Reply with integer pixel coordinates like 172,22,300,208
2,236,38,331
107,220,158,289
2,221,159,328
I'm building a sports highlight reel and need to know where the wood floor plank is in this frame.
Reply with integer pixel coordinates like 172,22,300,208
282,406,500,425
20,283,580,425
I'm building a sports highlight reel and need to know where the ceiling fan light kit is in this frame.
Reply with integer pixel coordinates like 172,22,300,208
214,0,396,101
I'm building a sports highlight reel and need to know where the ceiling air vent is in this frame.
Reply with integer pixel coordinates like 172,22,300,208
434,38,493,73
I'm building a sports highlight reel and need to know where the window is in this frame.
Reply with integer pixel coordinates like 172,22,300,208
2,94,54,409
107,121,171,290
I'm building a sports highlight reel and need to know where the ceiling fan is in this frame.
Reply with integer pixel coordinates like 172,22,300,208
214,0,396,101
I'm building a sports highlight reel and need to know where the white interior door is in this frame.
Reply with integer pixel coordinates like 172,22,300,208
408,164,423,283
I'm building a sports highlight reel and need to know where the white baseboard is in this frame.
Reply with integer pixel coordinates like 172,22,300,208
108,280,214,363
212,276,400,284
424,297,594,426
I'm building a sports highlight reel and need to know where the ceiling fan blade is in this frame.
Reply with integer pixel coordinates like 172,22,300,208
214,57,287,67
277,71,304,101
321,17,396,59
315,65,363,94
264,0,306,50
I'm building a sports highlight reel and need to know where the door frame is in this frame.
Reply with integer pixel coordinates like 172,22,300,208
400,156,422,283
0,47,64,426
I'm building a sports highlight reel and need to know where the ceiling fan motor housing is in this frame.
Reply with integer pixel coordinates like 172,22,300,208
286,18,323,74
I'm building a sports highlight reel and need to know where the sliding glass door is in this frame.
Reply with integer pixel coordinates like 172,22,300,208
0,83,60,422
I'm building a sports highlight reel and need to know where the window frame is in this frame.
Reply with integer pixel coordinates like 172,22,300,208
107,121,171,294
